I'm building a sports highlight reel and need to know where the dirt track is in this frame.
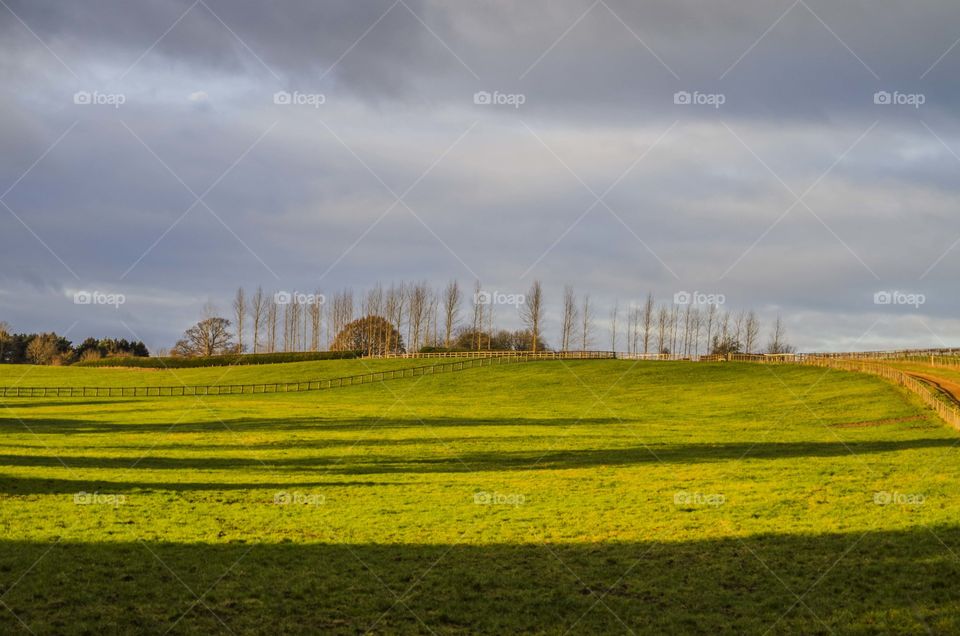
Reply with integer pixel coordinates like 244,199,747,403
903,370,960,407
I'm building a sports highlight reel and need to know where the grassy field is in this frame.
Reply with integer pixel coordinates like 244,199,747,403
1,360,959,634
0,357,452,388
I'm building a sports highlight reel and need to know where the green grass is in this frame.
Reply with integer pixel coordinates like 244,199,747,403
1,360,959,634
0,357,452,388
73,350,360,368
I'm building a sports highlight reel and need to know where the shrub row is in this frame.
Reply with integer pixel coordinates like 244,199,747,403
74,351,361,368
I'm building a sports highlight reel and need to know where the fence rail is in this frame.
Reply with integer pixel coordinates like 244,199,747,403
370,350,616,359
0,354,568,399
801,357,960,431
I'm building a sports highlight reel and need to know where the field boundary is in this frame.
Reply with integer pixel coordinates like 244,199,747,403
800,357,960,431
0,353,598,398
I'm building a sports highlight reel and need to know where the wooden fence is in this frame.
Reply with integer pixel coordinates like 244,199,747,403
370,351,616,360
800,357,960,431
0,355,547,399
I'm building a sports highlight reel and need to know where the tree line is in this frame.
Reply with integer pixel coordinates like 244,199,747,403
0,322,148,365
170,281,792,358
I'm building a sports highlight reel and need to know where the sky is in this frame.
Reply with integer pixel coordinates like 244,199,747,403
2,0,960,353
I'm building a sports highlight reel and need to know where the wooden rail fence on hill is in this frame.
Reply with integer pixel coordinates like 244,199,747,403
0,352,611,399
800,357,960,431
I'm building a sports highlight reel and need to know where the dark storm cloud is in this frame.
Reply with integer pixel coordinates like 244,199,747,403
2,0,960,350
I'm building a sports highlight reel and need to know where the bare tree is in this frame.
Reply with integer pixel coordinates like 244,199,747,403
330,289,354,349
442,280,461,348
471,280,484,350
766,314,795,354
233,288,246,353
385,283,405,354
309,292,323,352
250,287,265,353
561,286,577,351
669,303,680,355
520,280,544,353
642,293,655,354
580,294,593,350
266,297,278,353
681,303,692,356
656,304,669,354
704,304,718,353
732,310,745,351
610,299,619,352
408,282,429,352
744,311,760,354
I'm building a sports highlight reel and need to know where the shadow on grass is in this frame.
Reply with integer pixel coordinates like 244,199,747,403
0,526,958,634
0,437,952,485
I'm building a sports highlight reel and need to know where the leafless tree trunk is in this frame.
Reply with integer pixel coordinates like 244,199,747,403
385,283,405,354
732,310,745,350
642,293,655,354
472,281,484,351
744,311,760,353
705,304,718,353
669,303,680,355
442,280,461,348
609,300,619,352
656,305,669,354
561,286,577,351
310,292,323,352
580,294,593,350
266,298,278,353
520,280,544,353
485,300,495,349
766,314,795,354
250,287,265,354
408,282,429,352
233,287,246,353
330,289,354,348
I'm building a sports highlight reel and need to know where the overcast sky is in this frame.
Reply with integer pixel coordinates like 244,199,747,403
2,0,960,352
